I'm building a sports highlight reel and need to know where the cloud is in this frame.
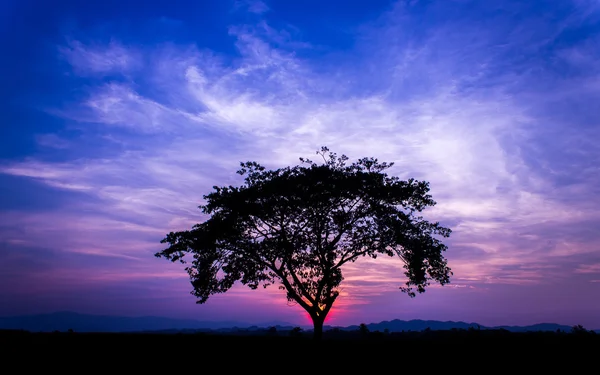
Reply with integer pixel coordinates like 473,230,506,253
35,134,70,149
575,263,600,274
2,0,600,320
58,40,142,76
234,0,270,15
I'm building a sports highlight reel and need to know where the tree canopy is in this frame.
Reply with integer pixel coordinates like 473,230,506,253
155,147,452,340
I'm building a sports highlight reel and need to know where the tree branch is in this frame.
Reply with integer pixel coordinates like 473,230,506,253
272,265,314,312
334,243,379,268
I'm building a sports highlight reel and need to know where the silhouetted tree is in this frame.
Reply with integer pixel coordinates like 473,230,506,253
359,323,370,337
571,325,588,335
267,326,277,336
155,147,452,340
289,326,303,337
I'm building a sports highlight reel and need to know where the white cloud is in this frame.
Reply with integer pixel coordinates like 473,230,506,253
3,8,600,299
59,40,141,76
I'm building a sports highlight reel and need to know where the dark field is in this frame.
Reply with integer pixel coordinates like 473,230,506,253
4,328,599,368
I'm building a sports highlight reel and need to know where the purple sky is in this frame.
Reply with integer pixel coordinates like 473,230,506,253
1,0,599,328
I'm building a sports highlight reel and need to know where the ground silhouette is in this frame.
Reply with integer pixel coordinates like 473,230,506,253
4,325,598,371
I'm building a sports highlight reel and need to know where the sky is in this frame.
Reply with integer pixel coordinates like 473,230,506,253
1,0,600,329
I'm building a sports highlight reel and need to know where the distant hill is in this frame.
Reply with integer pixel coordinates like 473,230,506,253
0,312,597,333
0,311,294,333
337,319,480,332
331,320,585,333
491,323,579,333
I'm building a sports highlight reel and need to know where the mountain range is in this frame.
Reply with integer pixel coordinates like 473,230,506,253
1,311,598,333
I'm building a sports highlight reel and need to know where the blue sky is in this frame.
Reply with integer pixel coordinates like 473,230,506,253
1,0,600,328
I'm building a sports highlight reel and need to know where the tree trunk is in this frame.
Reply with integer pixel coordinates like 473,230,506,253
312,316,324,341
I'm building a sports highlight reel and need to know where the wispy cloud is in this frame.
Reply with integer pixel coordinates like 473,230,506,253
59,40,141,76
35,134,70,149
575,263,600,274
234,0,270,15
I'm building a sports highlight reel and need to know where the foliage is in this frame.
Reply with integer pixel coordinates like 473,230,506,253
359,323,370,336
155,147,452,338
571,325,593,335
289,327,303,337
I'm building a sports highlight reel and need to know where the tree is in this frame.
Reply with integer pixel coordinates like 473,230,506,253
359,323,370,337
289,326,304,337
571,325,589,335
155,147,452,340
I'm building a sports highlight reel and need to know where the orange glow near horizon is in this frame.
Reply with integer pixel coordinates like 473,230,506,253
302,306,339,327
